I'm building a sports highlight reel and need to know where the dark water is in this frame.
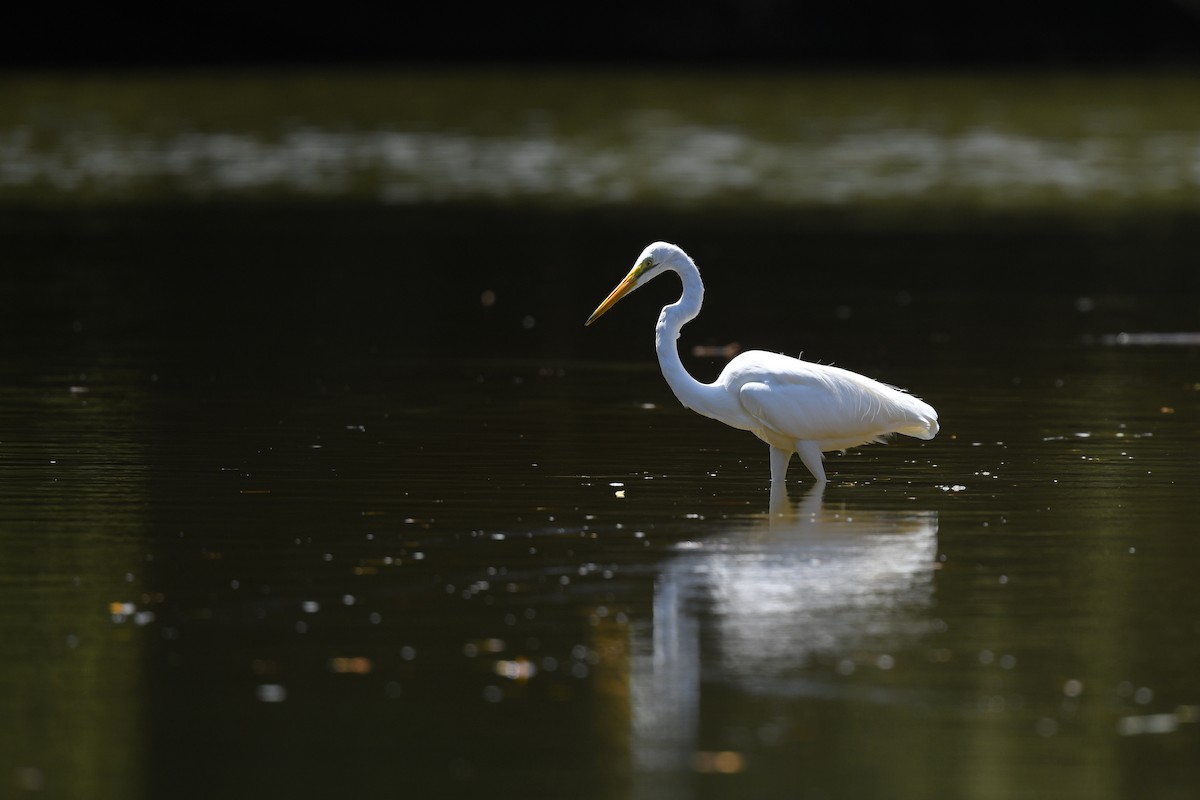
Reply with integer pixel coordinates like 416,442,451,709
3,70,1200,800
3,202,1199,800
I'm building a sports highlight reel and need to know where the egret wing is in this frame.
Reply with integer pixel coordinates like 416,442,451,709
731,352,935,451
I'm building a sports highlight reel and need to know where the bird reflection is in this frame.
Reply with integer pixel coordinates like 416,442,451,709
628,486,938,792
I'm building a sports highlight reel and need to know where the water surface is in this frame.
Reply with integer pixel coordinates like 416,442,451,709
2,70,1199,800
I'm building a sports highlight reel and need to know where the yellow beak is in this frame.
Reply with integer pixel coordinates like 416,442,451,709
585,271,638,326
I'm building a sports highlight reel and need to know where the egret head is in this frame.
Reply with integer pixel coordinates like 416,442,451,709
585,241,687,326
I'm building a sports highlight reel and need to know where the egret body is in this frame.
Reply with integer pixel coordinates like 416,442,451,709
585,242,939,484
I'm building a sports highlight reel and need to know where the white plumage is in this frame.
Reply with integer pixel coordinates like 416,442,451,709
586,241,938,484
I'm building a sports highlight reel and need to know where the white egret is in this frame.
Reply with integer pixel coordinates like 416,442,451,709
585,242,939,484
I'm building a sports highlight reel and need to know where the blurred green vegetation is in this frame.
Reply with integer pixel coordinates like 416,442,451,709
2,69,1200,211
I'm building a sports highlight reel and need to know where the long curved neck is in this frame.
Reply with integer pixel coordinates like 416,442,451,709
655,258,711,410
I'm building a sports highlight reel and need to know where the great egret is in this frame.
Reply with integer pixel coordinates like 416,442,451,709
585,242,939,484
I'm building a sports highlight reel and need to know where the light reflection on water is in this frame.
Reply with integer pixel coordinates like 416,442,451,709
630,486,938,790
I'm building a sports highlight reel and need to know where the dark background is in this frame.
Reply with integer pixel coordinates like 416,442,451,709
5,2,1199,364
6,1,1200,69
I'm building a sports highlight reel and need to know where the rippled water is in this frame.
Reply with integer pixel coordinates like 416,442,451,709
3,70,1200,800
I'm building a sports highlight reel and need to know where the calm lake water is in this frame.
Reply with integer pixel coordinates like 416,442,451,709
2,71,1200,799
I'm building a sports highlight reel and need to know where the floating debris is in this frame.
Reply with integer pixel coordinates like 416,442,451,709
1117,713,1177,736
493,657,537,682
1102,332,1200,346
692,751,746,774
463,638,506,657
1115,707,1200,737
109,601,155,626
15,768,45,791
255,684,287,703
691,342,741,359
330,657,373,674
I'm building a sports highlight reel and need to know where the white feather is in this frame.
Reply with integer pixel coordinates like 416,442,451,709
586,242,939,484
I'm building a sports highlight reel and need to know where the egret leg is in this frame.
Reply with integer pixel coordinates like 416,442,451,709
796,440,827,483
769,446,792,486
768,446,792,514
